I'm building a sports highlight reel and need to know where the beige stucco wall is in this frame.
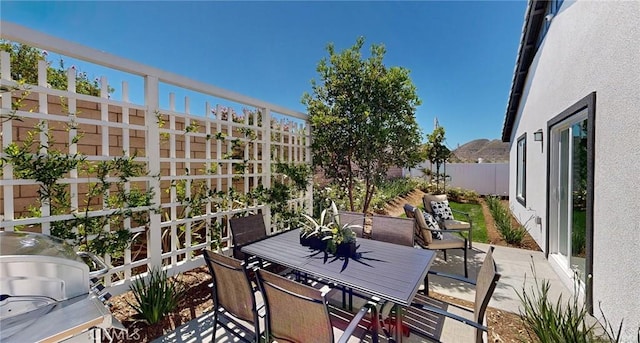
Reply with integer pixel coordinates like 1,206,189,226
508,0,640,339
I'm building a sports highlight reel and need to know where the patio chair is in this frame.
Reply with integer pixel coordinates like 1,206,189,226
229,213,267,262
370,214,414,247
338,210,365,238
256,268,380,343
414,208,468,278
201,250,262,342
403,203,416,219
423,193,474,249
404,246,501,343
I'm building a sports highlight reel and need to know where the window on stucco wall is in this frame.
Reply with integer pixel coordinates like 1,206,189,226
516,134,526,206
536,0,565,48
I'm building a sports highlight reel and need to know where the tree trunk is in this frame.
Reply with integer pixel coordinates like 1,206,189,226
346,157,355,212
362,180,375,214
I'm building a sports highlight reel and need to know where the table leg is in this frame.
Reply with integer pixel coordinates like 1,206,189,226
394,304,403,343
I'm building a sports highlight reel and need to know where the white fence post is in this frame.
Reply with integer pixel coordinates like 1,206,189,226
0,51,14,228
263,108,272,232
145,75,162,270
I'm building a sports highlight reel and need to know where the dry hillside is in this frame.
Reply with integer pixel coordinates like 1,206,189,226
450,139,509,163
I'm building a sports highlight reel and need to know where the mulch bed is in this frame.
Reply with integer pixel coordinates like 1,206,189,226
108,267,213,342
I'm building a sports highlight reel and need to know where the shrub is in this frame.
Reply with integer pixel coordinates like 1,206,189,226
128,267,186,325
486,195,527,245
463,189,480,203
446,187,479,204
314,177,425,214
518,264,635,343
417,179,439,194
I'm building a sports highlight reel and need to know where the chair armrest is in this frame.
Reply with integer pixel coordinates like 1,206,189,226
427,270,476,286
438,228,470,235
450,209,471,221
409,302,487,332
337,302,379,343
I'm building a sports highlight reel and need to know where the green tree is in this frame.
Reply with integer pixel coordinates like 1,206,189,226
303,37,422,213
424,126,451,193
0,41,110,96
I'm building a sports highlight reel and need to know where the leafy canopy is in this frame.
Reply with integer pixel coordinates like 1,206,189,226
0,41,111,96
302,37,422,212
424,126,451,192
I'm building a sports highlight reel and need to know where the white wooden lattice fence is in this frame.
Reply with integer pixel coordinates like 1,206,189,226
0,22,310,295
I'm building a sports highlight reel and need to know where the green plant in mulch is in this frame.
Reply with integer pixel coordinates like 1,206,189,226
486,195,527,245
518,264,638,343
128,267,186,325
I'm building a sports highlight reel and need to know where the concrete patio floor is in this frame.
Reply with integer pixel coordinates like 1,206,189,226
154,244,571,342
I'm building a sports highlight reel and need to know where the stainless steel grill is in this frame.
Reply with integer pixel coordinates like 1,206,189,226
0,231,124,342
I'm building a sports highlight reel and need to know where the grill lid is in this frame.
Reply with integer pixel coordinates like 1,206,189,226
0,231,80,261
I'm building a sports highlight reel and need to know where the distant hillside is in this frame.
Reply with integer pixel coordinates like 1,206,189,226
449,139,509,163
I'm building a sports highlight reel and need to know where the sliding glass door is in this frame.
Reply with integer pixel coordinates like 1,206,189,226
549,110,588,283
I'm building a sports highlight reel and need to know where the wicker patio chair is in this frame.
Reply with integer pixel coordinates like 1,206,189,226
423,193,473,249
414,208,468,278
370,214,414,247
256,269,380,343
201,250,262,342
337,210,365,238
405,246,501,343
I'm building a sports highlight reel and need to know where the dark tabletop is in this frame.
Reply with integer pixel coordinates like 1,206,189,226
241,229,436,305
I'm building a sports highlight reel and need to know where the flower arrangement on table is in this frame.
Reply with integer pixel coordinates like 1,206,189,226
299,201,360,257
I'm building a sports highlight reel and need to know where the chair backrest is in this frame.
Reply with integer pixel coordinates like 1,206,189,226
413,209,432,245
370,214,414,247
257,269,334,343
422,193,447,214
201,250,257,323
338,211,365,238
229,214,267,259
473,246,501,342
403,204,417,218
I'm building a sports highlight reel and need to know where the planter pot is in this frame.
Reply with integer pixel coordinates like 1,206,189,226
299,234,312,247
309,236,327,251
335,241,357,258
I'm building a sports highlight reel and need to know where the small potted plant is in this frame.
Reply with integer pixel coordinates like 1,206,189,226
300,205,332,250
301,201,360,257
325,222,357,257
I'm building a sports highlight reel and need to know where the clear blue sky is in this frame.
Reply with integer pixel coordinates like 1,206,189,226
2,1,526,148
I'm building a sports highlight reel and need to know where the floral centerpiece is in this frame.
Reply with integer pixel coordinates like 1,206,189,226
300,201,360,257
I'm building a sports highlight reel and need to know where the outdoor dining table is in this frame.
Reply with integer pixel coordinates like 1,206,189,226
241,228,437,343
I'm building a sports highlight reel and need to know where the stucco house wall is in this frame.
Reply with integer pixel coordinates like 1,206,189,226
506,0,640,339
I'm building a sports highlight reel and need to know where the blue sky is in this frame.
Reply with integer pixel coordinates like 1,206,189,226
2,1,526,148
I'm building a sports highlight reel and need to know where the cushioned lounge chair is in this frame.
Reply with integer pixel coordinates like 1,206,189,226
423,193,474,249
403,203,416,219
414,208,468,278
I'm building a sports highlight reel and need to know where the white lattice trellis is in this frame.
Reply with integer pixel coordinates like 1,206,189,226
0,23,311,296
